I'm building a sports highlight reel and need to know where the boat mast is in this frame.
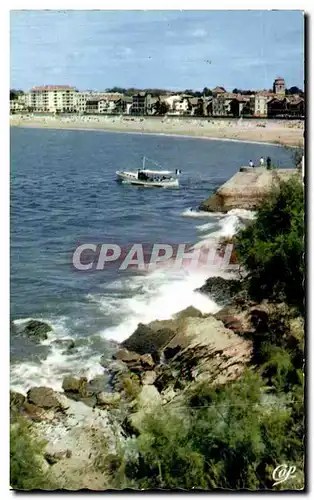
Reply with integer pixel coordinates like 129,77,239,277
142,156,145,170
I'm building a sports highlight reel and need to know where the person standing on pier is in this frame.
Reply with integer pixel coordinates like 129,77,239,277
259,156,265,167
249,160,255,168
266,156,272,169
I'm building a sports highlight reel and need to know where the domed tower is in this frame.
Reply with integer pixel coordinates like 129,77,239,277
273,77,286,95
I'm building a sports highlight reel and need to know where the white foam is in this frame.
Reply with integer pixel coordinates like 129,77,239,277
181,208,220,218
11,344,104,394
101,267,221,344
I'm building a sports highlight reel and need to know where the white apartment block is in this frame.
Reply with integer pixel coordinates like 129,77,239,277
251,94,268,117
26,86,78,113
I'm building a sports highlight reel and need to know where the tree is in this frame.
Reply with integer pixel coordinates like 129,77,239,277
286,86,304,97
235,176,304,313
203,87,212,96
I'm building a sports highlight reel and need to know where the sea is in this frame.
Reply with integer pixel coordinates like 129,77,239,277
10,127,294,394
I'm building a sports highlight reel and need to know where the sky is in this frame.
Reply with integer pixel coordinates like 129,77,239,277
10,10,305,92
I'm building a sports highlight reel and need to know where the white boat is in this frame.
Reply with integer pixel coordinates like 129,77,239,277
116,157,181,188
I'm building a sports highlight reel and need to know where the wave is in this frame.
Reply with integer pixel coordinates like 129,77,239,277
11,206,255,394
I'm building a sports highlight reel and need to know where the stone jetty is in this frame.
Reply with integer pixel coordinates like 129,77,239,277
200,166,300,212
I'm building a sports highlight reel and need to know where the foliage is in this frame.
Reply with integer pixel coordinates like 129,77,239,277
235,176,304,313
10,417,52,490
117,369,304,490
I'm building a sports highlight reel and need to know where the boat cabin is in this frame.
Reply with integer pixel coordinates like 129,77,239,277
137,169,176,182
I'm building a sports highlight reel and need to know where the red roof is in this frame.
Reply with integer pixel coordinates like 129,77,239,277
31,85,76,91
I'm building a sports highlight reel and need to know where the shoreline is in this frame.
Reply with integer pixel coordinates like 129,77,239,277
11,123,289,148
10,115,304,147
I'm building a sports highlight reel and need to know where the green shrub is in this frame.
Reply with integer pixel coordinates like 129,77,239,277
10,417,51,490
236,176,304,313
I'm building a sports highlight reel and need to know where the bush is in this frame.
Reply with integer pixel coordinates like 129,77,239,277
235,176,304,313
10,417,51,490
118,370,304,490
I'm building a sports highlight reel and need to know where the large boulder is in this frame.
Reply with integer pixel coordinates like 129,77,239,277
96,391,121,408
198,277,243,306
27,386,62,409
161,315,253,387
22,320,52,342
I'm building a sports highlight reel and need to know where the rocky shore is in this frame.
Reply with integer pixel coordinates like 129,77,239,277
11,274,297,489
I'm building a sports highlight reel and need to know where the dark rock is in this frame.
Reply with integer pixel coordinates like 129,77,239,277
113,348,141,364
198,277,243,306
86,374,110,395
122,322,177,356
250,306,269,333
154,365,178,393
62,376,88,395
140,353,155,370
22,320,52,342
51,339,75,352
27,387,61,409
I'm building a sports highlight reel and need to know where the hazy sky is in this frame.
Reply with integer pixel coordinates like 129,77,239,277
10,10,304,91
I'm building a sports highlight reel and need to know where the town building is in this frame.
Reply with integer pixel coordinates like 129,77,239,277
250,94,268,117
212,86,226,97
267,96,304,118
131,92,153,115
75,91,124,113
26,85,78,113
85,95,129,114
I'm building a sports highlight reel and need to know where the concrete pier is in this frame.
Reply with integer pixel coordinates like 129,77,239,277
199,167,300,212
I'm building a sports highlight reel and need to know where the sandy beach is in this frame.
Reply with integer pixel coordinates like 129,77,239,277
10,114,304,147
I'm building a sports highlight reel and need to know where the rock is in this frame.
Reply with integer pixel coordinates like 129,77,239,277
22,319,52,342
200,168,300,212
198,277,243,306
113,348,141,363
154,365,176,391
140,353,155,370
62,376,88,395
21,402,53,422
173,306,203,320
141,370,157,385
86,374,110,396
137,385,162,410
45,450,72,465
160,315,253,387
51,339,75,352
96,392,121,407
122,321,178,357
215,306,252,335
27,387,61,409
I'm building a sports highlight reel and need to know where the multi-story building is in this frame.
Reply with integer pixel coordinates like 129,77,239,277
131,92,153,115
250,94,268,117
85,95,127,114
75,91,124,113
26,85,78,112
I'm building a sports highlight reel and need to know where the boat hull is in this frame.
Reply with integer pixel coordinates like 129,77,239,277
116,171,179,188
